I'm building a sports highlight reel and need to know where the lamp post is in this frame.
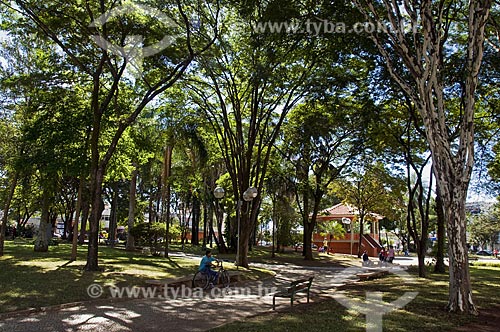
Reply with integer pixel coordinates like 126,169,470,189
213,187,225,248
214,186,257,267
214,187,225,199
237,187,257,267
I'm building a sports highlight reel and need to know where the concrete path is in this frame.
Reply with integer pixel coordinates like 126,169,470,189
0,257,412,332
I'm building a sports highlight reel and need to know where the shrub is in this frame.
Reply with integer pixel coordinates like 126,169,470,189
129,222,165,247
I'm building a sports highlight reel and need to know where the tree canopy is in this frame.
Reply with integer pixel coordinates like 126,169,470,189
1,0,500,316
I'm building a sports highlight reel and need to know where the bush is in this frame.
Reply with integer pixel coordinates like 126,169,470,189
129,222,165,247
129,222,182,247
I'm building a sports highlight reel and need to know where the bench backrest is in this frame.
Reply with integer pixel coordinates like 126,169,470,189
289,276,314,292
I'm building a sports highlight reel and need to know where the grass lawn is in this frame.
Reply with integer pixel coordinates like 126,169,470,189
214,245,358,268
0,241,272,313
3,241,498,331
210,265,500,332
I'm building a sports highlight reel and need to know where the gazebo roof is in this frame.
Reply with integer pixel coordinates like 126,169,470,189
315,203,384,221
317,203,355,220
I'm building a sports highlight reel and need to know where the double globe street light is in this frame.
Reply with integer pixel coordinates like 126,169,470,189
213,186,258,266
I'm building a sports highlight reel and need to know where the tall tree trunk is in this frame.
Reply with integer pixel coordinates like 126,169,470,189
156,176,162,223
149,189,155,224
296,155,311,259
214,199,227,252
162,146,173,258
238,210,251,268
304,186,322,260
434,186,446,273
202,200,208,247
78,195,90,245
85,166,105,271
209,201,214,247
62,212,69,241
108,182,118,247
236,198,261,266
126,166,138,251
407,165,433,278
34,187,51,252
416,238,428,278
444,188,474,312
352,0,492,314
357,215,365,258
303,219,315,260
271,194,276,258
0,173,18,256
191,196,200,245
71,177,84,261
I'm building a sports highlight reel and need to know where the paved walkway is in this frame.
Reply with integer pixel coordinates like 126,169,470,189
0,257,411,332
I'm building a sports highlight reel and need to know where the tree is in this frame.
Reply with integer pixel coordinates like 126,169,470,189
406,164,434,277
8,70,88,252
125,164,138,251
433,186,447,273
0,30,88,254
265,155,300,256
0,109,20,256
368,61,441,277
283,99,368,260
376,94,435,277
203,161,229,253
188,1,320,267
54,177,79,240
317,220,347,242
352,0,493,314
4,0,219,270
332,163,401,257
151,91,212,256
469,203,500,249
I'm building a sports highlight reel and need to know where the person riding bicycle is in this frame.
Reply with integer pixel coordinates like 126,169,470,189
199,249,218,282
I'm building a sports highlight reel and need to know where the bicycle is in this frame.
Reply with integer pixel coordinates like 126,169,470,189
192,259,230,290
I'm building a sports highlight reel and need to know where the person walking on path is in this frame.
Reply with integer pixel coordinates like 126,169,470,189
379,247,386,266
362,250,371,266
387,246,395,264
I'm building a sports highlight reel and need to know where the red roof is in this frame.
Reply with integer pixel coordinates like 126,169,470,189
315,203,384,221
315,203,354,221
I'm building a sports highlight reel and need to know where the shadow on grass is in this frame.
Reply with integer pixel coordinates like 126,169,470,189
56,260,75,270
0,257,96,312
216,246,355,268
211,266,500,332
0,242,198,313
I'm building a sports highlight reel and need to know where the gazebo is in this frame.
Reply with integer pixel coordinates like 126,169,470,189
313,203,383,257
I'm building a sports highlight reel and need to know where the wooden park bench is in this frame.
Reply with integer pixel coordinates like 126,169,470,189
272,276,314,310
356,270,389,281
